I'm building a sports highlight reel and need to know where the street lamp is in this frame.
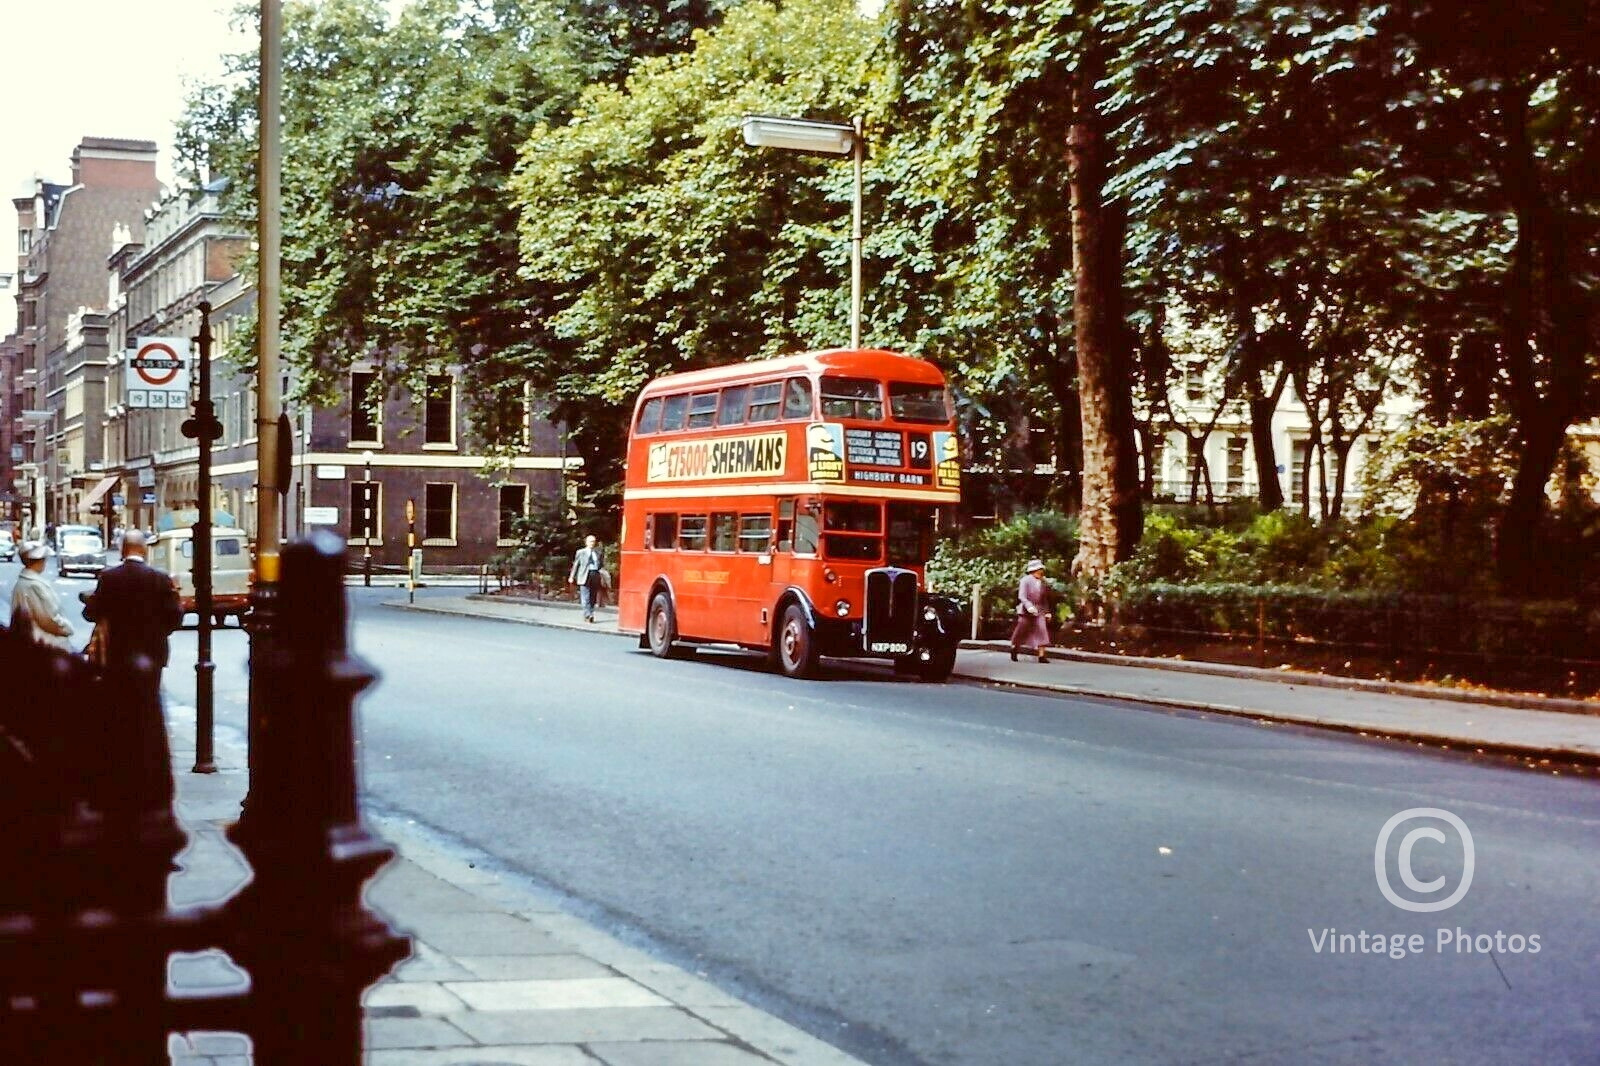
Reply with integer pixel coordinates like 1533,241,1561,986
741,114,866,349
361,450,374,586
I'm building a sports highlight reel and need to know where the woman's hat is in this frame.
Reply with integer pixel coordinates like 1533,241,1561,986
20,542,47,563
1025,558,1045,573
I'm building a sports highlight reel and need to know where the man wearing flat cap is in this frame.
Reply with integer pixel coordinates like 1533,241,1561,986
10,542,75,650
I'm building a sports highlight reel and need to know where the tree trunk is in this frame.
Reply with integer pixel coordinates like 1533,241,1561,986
1067,38,1141,578
1492,82,1590,591
1248,370,1288,513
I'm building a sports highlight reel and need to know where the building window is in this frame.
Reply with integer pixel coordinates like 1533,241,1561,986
350,481,381,541
351,372,381,443
485,385,529,450
497,484,527,542
424,482,455,542
424,374,454,446
1184,360,1207,403
1290,441,1310,504
1226,436,1247,495
1185,436,1206,491
1147,436,1166,485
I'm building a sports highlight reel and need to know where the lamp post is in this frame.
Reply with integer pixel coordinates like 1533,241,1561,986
361,450,374,586
740,114,866,349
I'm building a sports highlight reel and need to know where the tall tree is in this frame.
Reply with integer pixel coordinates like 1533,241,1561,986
511,0,878,476
1068,6,1142,573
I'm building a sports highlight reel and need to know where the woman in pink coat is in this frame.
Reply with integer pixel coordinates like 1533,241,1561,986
1009,559,1051,663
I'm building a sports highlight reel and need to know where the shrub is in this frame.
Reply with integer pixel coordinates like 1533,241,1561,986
490,498,595,590
926,511,1078,623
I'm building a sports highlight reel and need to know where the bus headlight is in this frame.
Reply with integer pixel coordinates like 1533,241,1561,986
835,599,851,617
923,606,938,622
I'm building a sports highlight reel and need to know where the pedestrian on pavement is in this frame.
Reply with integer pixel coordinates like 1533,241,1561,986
9,542,75,650
82,530,182,689
1009,558,1052,664
568,534,607,623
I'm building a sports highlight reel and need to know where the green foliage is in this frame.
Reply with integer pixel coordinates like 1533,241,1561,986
491,498,592,589
925,511,1078,622
1118,583,1600,664
512,0,878,405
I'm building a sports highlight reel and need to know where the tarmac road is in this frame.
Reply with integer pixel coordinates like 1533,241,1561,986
11,568,1598,1066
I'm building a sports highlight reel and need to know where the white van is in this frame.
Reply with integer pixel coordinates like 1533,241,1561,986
152,526,253,626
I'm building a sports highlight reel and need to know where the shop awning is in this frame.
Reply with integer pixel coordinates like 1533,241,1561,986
78,475,120,515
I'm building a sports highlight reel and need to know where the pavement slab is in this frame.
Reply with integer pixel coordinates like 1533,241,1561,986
157,710,872,1066
447,1006,720,1045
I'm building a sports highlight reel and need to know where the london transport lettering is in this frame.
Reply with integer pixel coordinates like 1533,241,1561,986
648,433,787,482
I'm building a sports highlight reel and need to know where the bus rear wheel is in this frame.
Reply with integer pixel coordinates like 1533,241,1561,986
647,593,678,659
776,604,820,679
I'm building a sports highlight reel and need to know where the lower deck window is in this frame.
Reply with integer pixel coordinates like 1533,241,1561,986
710,513,736,552
652,513,678,549
679,514,708,551
738,514,773,552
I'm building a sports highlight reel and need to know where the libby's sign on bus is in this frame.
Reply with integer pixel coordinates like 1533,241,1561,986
647,432,788,482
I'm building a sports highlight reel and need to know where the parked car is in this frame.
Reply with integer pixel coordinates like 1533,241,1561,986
56,525,106,578
0,529,14,561
152,526,253,626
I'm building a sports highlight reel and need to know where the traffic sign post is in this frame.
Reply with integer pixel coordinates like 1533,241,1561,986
405,498,416,604
126,338,191,409
181,307,217,776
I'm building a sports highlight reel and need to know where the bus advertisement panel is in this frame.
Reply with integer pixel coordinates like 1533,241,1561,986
618,349,965,680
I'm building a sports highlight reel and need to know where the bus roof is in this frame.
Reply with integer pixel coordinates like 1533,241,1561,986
637,348,945,398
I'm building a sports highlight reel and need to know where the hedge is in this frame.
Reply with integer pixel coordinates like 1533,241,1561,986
1116,583,1600,663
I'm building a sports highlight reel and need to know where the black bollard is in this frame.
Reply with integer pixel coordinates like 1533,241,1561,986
0,635,183,1065
225,530,411,1061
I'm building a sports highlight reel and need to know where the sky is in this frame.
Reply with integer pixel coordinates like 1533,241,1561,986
0,0,413,336
0,0,249,333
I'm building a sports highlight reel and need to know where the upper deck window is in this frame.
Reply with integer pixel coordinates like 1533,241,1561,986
686,392,719,429
820,377,883,421
889,382,951,424
718,385,749,426
782,378,814,420
747,382,782,423
660,394,689,432
637,397,663,434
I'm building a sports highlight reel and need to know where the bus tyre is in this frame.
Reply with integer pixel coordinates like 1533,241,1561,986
917,643,958,683
776,604,820,679
647,593,678,659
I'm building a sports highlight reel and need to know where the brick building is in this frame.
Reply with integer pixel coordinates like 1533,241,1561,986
96,179,577,571
9,138,162,532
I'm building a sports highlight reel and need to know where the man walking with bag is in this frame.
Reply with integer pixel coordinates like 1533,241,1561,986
568,534,606,623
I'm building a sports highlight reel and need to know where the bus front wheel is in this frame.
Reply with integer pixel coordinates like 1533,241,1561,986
776,605,820,679
647,593,678,659
917,643,958,682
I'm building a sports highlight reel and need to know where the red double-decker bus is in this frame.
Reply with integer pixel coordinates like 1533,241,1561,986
618,348,965,680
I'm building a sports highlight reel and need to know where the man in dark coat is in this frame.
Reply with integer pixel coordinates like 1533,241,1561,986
84,529,182,677
82,529,183,810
